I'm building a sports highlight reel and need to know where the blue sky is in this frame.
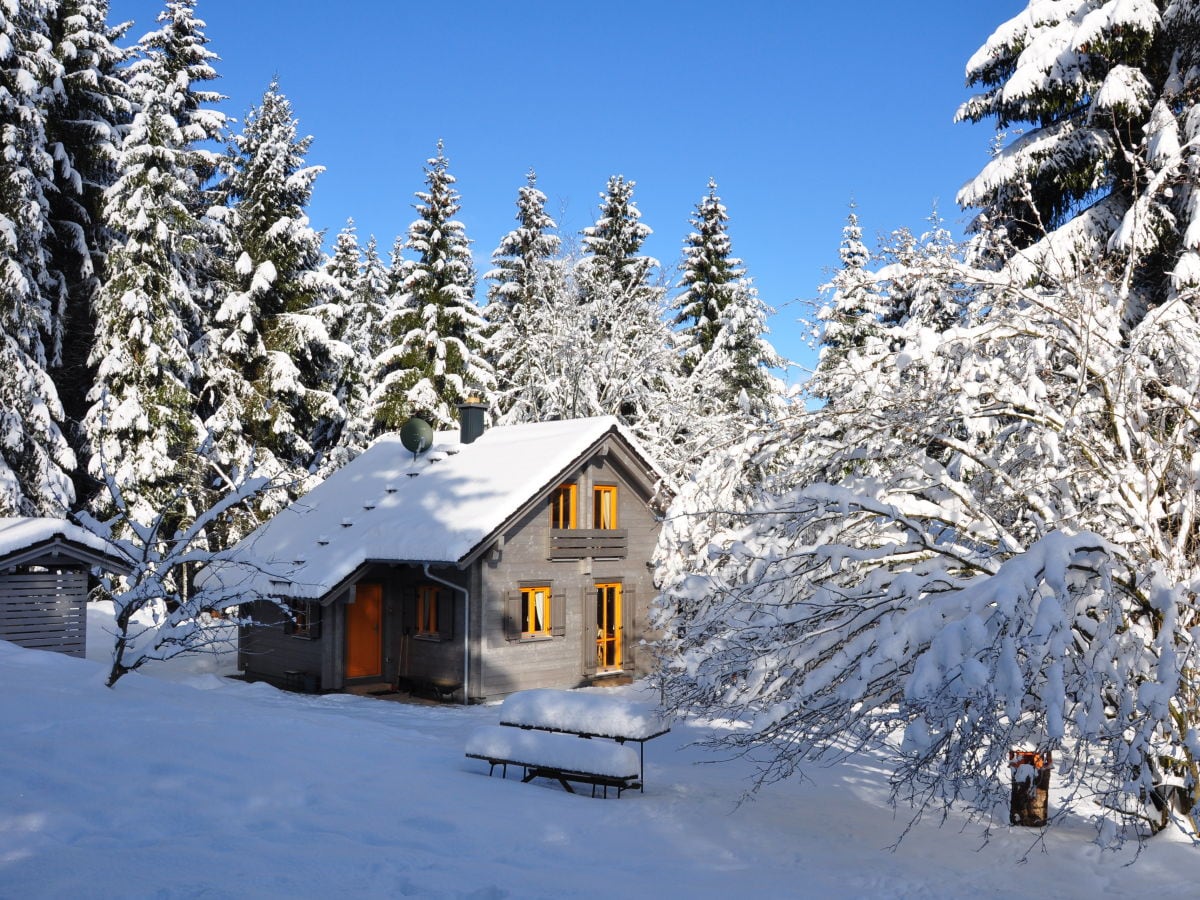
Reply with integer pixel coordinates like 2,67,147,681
109,0,1026,378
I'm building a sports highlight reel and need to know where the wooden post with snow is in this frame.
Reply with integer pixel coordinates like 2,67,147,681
1009,750,1052,826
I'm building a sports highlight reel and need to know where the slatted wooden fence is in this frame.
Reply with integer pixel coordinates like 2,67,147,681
0,569,88,657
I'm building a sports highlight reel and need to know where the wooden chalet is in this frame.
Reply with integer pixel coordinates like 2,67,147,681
202,409,668,702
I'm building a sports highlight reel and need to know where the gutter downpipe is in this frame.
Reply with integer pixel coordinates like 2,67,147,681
423,563,470,703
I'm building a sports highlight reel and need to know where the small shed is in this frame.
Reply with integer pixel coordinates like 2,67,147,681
0,518,131,658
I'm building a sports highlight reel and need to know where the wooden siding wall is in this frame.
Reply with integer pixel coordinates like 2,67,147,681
0,569,88,657
239,569,467,694
471,447,662,701
238,599,324,688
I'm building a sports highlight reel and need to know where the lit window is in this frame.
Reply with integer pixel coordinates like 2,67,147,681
521,585,552,637
550,483,576,529
593,485,617,529
417,585,439,635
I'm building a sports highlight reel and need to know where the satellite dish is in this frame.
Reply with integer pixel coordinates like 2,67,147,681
399,417,434,457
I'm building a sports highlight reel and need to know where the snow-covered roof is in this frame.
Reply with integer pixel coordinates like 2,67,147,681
205,416,663,600
0,518,130,570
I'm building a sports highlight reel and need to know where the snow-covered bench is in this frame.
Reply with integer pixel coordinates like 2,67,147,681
465,725,641,798
496,689,670,791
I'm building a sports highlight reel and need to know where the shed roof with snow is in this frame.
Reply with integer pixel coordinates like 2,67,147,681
203,416,665,601
0,518,131,573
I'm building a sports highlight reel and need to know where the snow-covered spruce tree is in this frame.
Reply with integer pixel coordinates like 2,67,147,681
495,249,678,437
83,1,222,527
198,79,348,531
569,176,680,439
325,218,363,298
486,169,570,418
323,228,390,470
812,205,888,397
368,141,493,430
657,212,1200,842
485,169,561,325
956,0,1200,325
135,0,226,217
669,179,786,426
0,0,78,515
577,174,659,309
43,0,132,482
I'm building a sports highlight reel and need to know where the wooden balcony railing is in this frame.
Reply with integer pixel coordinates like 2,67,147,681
548,529,628,560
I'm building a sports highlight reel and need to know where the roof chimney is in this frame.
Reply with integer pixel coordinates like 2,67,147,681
458,397,488,445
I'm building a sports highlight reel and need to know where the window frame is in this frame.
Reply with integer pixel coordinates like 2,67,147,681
592,484,618,530
550,483,577,530
520,584,553,639
416,584,440,638
285,600,321,640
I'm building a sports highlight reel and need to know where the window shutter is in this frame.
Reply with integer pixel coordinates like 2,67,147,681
401,585,416,635
621,585,636,670
308,602,323,640
504,592,521,641
551,590,565,637
582,588,598,675
437,588,454,641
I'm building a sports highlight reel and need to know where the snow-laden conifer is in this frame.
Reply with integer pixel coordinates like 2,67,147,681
956,0,1200,324
485,169,561,324
84,0,227,526
670,180,786,423
43,0,133,504
368,142,493,430
0,0,78,514
486,170,571,419
198,79,348,530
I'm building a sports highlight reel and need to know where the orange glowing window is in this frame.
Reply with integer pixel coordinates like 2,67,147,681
593,485,617,529
550,483,577,529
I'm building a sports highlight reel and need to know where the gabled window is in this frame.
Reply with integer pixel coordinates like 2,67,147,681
417,585,439,636
593,485,618,529
550,483,577,529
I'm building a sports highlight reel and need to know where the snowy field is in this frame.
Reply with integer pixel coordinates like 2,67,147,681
0,616,1196,898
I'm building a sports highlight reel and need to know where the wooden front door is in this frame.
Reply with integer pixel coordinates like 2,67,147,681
345,583,383,679
595,582,622,670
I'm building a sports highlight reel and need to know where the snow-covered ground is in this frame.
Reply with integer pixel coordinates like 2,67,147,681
0,615,1196,898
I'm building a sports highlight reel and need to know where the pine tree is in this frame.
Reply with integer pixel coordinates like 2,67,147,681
0,0,78,515
43,0,132,504
578,174,657,304
85,55,204,525
136,0,226,214
369,141,492,430
485,169,561,324
815,205,881,367
83,0,227,524
486,169,571,419
494,176,681,467
323,226,390,470
198,79,348,521
325,218,362,297
671,180,785,417
673,179,738,362
956,0,1200,322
